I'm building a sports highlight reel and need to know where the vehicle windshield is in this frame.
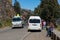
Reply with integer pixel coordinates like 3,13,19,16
12,18,21,22
29,19,40,23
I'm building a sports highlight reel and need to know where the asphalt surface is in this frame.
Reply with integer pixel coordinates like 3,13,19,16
24,30,51,40
0,25,51,40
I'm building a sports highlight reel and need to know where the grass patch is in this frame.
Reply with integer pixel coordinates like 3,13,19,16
3,19,12,27
0,18,12,28
56,25,60,31
0,22,3,28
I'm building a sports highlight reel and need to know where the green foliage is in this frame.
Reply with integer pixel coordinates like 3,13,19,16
56,25,60,31
34,0,60,22
4,19,11,26
14,0,21,15
0,22,2,28
25,13,31,20
0,19,11,28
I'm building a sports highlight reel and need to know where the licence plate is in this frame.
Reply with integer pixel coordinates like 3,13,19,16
33,24,37,26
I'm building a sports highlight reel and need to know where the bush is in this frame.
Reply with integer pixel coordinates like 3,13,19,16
6,19,11,26
0,22,2,28
3,19,11,26
0,18,12,28
56,25,60,31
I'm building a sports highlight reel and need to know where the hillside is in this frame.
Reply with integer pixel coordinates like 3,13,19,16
0,0,15,20
21,9,33,15
0,0,16,27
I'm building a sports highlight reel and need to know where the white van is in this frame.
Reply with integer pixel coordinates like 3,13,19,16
28,16,42,31
12,16,24,28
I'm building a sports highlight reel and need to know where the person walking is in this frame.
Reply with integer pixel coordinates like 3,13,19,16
46,22,54,37
49,22,54,37
46,23,50,37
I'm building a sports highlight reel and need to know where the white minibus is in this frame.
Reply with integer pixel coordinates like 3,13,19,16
28,16,42,31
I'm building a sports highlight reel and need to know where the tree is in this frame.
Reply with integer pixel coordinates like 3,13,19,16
34,0,60,22
34,8,39,15
14,0,21,15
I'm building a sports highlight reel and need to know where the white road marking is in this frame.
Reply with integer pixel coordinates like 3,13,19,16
21,32,31,40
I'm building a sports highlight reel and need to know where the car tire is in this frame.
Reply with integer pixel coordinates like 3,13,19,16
39,30,41,32
28,30,30,32
22,24,24,28
12,27,14,29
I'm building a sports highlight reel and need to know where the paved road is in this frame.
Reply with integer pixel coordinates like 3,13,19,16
0,26,28,40
0,25,51,40
24,30,51,40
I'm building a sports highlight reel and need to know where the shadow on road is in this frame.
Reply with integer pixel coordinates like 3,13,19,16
29,30,41,32
12,27,24,29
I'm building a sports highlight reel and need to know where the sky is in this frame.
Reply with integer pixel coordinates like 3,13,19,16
12,0,60,11
12,0,40,11
58,0,60,4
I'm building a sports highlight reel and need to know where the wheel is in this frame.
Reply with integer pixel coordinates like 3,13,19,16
22,24,24,28
40,30,41,32
28,30,30,32
38,30,41,32
12,27,14,29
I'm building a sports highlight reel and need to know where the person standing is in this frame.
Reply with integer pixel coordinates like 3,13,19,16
41,19,44,29
43,21,46,29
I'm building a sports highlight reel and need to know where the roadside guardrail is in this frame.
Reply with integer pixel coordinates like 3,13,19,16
50,29,60,40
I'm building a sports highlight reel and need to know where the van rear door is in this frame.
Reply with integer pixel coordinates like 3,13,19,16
29,19,40,27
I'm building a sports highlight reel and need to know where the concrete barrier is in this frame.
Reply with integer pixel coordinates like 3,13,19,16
50,29,60,40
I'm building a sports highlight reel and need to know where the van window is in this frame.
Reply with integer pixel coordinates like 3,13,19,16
29,19,40,23
12,18,21,21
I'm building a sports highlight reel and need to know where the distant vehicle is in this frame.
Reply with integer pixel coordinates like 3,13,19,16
12,16,24,28
28,16,42,31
